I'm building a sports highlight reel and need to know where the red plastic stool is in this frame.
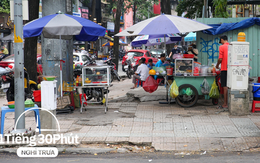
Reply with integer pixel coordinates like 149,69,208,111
79,93,87,106
156,78,163,84
252,100,260,112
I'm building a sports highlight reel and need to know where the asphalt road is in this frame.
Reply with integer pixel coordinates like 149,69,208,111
0,152,260,163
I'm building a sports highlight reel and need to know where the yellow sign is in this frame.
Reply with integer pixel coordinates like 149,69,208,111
14,25,23,43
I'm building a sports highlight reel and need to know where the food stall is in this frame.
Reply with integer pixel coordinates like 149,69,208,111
174,58,218,107
75,65,111,113
149,54,218,107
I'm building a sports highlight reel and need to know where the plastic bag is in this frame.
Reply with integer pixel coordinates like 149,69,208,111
201,79,210,95
170,81,179,98
172,54,183,59
143,76,159,93
185,87,193,96
209,79,220,99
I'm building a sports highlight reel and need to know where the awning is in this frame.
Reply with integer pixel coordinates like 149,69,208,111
202,17,260,35
184,32,196,42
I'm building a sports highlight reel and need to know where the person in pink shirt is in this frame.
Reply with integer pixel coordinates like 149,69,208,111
216,35,229,109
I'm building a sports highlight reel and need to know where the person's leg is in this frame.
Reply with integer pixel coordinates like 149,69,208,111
220,71,228,108
223,87,228,107
131,74,141,89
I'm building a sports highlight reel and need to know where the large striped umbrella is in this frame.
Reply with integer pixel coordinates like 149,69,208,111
116,14,211,54
116,14,212,36
23,13,106,96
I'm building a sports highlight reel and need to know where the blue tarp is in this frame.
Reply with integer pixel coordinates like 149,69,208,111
202,17,260,35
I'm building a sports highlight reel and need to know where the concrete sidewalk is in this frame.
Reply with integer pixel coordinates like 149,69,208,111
0,79,260,153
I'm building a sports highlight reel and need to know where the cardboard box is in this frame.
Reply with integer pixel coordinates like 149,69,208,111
56,96,70,109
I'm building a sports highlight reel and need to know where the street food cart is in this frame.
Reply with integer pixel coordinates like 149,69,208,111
174,58,218,107
75,65,111,113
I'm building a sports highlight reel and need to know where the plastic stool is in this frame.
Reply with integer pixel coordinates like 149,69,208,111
156,78,164,84
136,79,143,87
80,93,87,114
252,100,260,112
79,94,87,106
1,104,41,136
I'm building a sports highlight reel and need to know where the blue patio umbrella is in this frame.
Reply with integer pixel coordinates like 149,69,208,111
184,32,196,42
23,13,106,96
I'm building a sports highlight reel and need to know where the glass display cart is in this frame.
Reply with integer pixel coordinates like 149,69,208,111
77,65,111,113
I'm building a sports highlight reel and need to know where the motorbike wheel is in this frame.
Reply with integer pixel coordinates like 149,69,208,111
6,89,14,102
126,69,132,79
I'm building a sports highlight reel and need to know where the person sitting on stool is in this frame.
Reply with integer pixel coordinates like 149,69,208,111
147,59,155,70
131,58,149,89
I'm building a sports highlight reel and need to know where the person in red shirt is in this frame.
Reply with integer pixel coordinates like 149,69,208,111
216,35,229,109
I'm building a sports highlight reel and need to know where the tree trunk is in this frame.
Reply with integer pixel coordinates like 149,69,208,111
113,0,124,71
91,0,96,21
161,0,173,56
24,0,39,83
133,2,136,24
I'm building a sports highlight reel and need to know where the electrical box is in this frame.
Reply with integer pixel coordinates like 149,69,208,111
227,41,249,90
41,80,57,110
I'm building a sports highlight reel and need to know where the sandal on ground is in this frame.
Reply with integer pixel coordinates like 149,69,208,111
130,87,136,89
217,105,228,109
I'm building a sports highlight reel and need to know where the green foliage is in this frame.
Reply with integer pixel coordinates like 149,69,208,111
105,0,159,21
0,0,10,14
213,0,229,18
176,0,203,19
134,0,159,21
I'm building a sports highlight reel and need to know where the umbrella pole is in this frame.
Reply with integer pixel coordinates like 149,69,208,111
164,34,167,56
60,35,63,97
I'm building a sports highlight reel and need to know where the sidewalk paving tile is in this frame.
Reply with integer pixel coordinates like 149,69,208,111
153,130,175,138
152,142,176,151
119,107,137,114
105,136,129,143
231,118,260,137
221,137,249,151
198,137,224,151
107,103,122,109
176,142,200,151
154,122,173,131
243,137,260,148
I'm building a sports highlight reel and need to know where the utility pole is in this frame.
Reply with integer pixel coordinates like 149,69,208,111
41,0,73,135
13,0,25,133
204,0,208,18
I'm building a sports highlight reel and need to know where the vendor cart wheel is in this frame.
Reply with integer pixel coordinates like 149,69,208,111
176,84,199,107
212,98,218,105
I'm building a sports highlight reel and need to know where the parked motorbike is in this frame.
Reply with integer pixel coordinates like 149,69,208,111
119,49,125,61
0,54,9,61
83,87,109,103
104,58,120,82
0,67,38,102
125,54,138,79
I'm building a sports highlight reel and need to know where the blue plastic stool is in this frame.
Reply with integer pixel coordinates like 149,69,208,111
136,79,143,87
1,104,41,136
